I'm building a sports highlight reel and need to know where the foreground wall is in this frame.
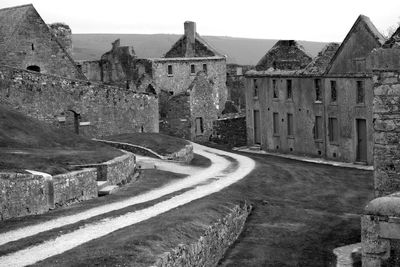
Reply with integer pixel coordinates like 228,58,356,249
0,65,159,137
155,203,252,267
362,48,400,266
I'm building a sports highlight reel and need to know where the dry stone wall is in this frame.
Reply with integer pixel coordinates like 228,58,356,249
154,203,252,267
0,65,159,138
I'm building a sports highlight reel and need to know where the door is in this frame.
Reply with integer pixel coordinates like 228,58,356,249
254,110,261,144
356,119,367,162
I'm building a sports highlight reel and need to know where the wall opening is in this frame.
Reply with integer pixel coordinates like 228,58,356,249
195,117,204,135
26,65,40,72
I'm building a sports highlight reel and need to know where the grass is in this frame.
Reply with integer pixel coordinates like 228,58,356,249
104,132,190,155
25,151,374,266
0,105,122,175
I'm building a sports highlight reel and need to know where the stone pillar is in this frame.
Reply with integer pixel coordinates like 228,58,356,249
370,48,400,197
184,21,196,57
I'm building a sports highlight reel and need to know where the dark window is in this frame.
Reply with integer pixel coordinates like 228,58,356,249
31,43,34,51
273,112,279,135
203,64,207,73
190,64,195,74
330,80,337,102
286,80,292,99
315,79,322,101
26,65,40,72
167,65,173,75
314,116,323,140
328,117,339,142
273,79,278,98
287,113,293,136
357,81,365,103
253,79,258,97
195,117,204,135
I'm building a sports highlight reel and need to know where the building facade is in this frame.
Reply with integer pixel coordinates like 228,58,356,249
245,15,385,165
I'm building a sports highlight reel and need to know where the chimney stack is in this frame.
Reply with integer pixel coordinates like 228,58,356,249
184,21,196,57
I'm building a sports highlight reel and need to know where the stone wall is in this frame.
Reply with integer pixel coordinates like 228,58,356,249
152,57,227,113
155,202,252,267
0,65,159,138
52,168,98,208
370,48,400,197
0,172,50,220
160,93,192,139
211,116,247,147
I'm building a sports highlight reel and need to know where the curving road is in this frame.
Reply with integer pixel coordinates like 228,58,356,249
0,143,255,267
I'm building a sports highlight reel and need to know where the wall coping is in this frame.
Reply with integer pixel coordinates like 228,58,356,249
149,56,226,63
365,192,400,216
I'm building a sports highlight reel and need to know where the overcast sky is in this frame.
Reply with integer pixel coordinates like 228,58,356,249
1,0,399,42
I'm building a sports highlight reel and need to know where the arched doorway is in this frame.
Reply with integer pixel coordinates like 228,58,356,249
26,65,41,72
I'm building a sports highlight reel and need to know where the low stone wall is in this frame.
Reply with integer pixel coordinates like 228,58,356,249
164,144,194,163
94,139,194,163
154,202,252,267
52,168,98,208
73,150,137,186
0,172,50,220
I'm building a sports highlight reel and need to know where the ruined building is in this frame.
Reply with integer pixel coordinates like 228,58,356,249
156,21,228,141
0,4,159,137
0,4,85,80
245,15,385,165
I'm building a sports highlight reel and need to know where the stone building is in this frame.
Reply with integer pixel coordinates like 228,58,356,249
0,4,85,80
79,39,139,89
160,71,219,142
226,64,253,110
245,15,385,165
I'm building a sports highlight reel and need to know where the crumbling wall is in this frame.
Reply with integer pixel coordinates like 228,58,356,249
212,116,247,147
48,22,73,55
0,65,159,138
160,93,191,139
226,64,253,110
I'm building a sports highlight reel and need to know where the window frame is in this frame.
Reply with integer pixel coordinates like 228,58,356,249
286,79,292,100
356,80,365,104
287,113,294,137
330,80,337,103
314,116,323,141
272,79,278,99
315,79,322,102
167,64,173,76
328,117,339,144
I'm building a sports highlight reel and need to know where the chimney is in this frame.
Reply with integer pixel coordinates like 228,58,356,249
184,21,196,57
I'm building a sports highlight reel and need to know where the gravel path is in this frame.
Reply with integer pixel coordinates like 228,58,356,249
0,143,255,266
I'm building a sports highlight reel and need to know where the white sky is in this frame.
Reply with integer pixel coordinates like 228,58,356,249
1,0,399,42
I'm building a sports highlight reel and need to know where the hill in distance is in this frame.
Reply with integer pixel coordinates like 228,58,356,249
72,34,330,65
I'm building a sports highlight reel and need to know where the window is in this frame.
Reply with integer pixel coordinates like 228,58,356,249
195,117,204,135
314,116,323,140
328,117,339,143
315,79,322,101
253,79,258,98
203,64,207,73
167,65,173,75
330,80,337,103
31,43,34,51
287,113,293,136
273,79,278,99
286,80,292,99
190,64,196,74
273,113,279,135
357,81,365,104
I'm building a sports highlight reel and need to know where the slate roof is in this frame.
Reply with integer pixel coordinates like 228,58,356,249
164,32,223,58
383,26,400,48
255,40,313,71
303,43,340,75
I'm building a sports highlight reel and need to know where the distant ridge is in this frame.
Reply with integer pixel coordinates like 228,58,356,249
72,34,329,65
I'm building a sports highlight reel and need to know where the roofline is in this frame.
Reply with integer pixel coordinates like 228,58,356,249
149,56,226,62
0,3,33,12
325,14,384,74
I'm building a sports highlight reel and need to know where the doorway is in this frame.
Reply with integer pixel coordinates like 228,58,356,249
254,110,261,144
356,119,367,162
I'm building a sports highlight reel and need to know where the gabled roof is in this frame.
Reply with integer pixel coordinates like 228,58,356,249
255,40,312,71
302,43,340,75
383,26,400,48
163,22,222,58
325,15,385,73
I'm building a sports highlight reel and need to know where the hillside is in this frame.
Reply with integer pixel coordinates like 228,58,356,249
72,34,329,65
0,105,122,174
